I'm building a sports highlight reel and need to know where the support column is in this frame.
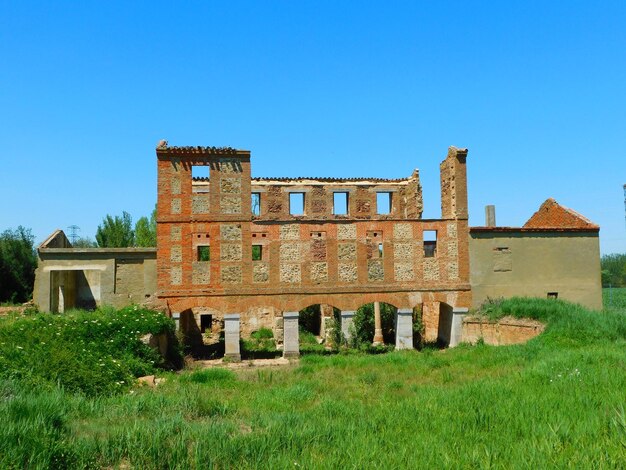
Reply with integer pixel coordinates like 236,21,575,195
449,307,469,347
224,314,241,362
340,311,355,344
283,312,300,359
373,301,384,345
171,312,181,331
395,309,413,350
422,301,440,343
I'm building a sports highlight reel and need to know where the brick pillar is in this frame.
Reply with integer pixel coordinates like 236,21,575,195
395,309,413,350
341,311,355,343
422,301,440,342
224,314,241,361
449,307,469,347
373,301,384,345
283,312,300,359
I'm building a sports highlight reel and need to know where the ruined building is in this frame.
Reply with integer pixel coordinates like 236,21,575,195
33,142,602,355
156,143,471,352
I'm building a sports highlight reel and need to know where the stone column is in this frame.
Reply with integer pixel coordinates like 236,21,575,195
171,312,181,331
395,309,413,350
422,301,440,343
449,307,469,347
283,312,300,359
224,314,241,362
373,301,384,345
341,311,355,344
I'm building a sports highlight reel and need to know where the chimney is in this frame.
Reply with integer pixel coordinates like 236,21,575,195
485,205,496,226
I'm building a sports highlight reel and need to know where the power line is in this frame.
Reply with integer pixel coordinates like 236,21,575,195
67,225,80,245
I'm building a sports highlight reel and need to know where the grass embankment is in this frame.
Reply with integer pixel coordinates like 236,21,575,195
1,299,625,468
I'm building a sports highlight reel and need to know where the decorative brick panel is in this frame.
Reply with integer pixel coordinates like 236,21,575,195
395,263,414,281
221,178,241,194
367,260,384,281
170,245,182,263
280,263,301,283
220,243,242,261
192,195,210,214
171,199,181,215
310,262,328,282
170,226,181,242
338,263,358,282
280,225,300,240
394,223,412,239
447,261,459,280
337,224,356,240
221,265,242,284
253,263,269,283
170,266,182,285
171,177,181,195
394,243,413,260
220,224,242,241
220,195,241,214
337,243,356,261
280,242,300,262
192,262,210,284
310,239,327,261
424,259,439,281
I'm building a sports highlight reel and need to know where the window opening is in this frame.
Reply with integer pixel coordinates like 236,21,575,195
376,192,392,214
200,314,212,334
333,192,349,215
252,245,263,261
192,165,210,180
197,246,210,262
378,243,383,258
547,292,558,299
289,192,305,215
423,230,437,258
251,193,261,216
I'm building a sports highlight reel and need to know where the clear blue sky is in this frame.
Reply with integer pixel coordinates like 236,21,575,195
1,1,624,254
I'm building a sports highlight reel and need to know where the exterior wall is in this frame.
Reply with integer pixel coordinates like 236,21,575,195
462,316,545,345
469,230,602,310
34,248,157,312
156,144,471,340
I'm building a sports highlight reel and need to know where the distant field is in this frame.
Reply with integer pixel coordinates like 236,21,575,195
604,287,626,311
1,299,625,468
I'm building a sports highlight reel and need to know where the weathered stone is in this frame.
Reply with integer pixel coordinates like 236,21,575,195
310,239,327,261
338,263,358,282
170,266,182,285
280,225,300,240
192,195,210,214
170,225,181,242
447,261,459,280
424,258,439,281
280,242,300,262
224,314,241,361
367,260,384,281
356,199,370,214
447,222,457,237
341,311,355,342
220,195,241,214
221,243,242,261
448,239,458,258
310,262,328,282
283,312,299,358
221,265,242,284
394,243,413,260
253,262,269,283
218,159,241,173
337,243,356,261
280,263,301,283
395,309,413,349
311,199,326,214
337,224,356,240
394,223,412,240
170,245,182,263
192,262,210,284
394,262,414,281
221,178,241,194
221,224,242,241
171,198,181,215
171,177,181,195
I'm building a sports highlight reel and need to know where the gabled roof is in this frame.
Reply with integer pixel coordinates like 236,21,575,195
523,198,599,230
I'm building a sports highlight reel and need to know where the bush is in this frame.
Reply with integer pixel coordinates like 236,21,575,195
0,306,181,396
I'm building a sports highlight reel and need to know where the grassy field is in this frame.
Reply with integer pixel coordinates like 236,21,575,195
1,299,625,469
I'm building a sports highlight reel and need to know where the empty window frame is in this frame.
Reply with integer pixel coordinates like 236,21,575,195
197,245,210,262
333,192,349,215
423,230,437,257
252,245,263,261
378,243,384,258
547,292,558,300
376,192,392,214
289,192,305,215
191,165,210,180
251,192,261,216
200,314,212,334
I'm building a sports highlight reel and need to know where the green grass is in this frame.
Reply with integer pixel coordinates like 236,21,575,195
1,299,625,468
604,287,626,311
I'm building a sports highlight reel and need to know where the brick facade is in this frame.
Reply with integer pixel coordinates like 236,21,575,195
156,143,471,342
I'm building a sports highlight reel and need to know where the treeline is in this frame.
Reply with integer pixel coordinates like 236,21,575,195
601,253,626,287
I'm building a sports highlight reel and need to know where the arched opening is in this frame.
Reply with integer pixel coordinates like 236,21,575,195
298,303,341,352
352,302,398,348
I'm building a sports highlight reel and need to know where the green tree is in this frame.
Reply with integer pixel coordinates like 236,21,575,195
72,237,98,248
0,226,37,303
135,206,157,247
601,253,626,287
96,211,135,248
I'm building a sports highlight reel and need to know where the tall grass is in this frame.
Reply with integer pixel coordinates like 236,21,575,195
0,298,625,468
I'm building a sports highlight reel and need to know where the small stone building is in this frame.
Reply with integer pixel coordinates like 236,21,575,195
469,199,602,310
34,230,157,312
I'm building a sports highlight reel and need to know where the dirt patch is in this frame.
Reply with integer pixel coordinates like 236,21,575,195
191,357,296,370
